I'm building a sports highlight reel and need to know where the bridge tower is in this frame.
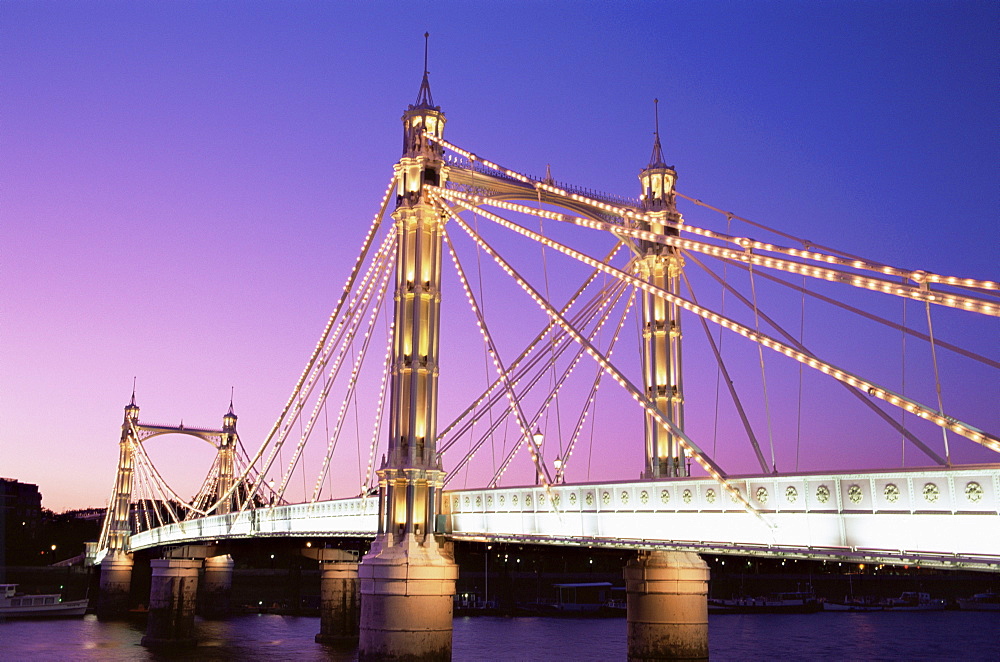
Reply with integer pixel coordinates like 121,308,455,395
636,100,686,479
95,393,140,619
215,402,238,515
357,35,458,661
625,104,708,661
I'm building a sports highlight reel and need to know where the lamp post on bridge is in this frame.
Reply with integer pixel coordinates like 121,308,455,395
533,428,544,485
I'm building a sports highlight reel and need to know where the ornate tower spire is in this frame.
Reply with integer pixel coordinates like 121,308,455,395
413,32,436,110
648,98,667,168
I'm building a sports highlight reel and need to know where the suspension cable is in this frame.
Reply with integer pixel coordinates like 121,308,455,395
362,320,394,493
485,279,630,487
681,272,769,473
436,243,624,449
425,135,998,294
443,228,552,487
439,188,998,316
555,288,636,483
441,196,768,524
706,255,998,369
279,242,396,501
311,261,394,500
218,176,398,515
747,247,778,473
924,299,952,465
450,196,998,453
687,252,948,465
438,280,618,456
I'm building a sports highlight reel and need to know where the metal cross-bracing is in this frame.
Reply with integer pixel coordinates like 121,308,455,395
96,81,999,573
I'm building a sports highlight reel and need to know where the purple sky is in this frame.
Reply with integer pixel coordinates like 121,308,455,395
2,2,997,512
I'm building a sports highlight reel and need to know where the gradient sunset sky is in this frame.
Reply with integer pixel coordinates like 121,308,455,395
2,1,997,512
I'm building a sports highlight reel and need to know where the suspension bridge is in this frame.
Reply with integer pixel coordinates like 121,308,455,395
91,45,999,659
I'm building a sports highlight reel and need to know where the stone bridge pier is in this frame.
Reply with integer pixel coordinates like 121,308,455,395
625,550,710,661
307,548,361,645
96,551,134,619
138,545,228,649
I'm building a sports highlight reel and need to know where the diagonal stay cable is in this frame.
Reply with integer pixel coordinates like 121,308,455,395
555,288,636,483
435,187,997,317
441,196,769,524
442,227,552,486
680,272,770,473
686,251,948,465
484,279,630,488
439,280,620,456
444,195,999,454
220,176,398,515
704,255,998,370
428,134,997,295
436,241,625,449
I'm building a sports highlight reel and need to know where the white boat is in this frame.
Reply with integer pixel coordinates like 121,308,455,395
956,592,1000,611
0,583,88,618
709,589,822,614
823,597,883,612
881,591,947,611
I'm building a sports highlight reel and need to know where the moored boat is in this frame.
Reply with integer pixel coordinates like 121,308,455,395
881,591,947,611
956,592,1000,611
709,588,822,614
823,596,883,612
0,584,88,618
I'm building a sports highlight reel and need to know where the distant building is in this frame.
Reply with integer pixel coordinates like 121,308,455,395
1,478,43,565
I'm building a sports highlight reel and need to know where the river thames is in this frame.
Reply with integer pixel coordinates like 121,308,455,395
2,611,999,660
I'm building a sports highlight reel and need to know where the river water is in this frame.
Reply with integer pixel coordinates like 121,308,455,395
2,612,999,660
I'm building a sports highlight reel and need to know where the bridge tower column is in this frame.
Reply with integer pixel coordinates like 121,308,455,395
199,554,235,619
636,101,686,479
215,403,238,515
141,558,201,648
96,393,141,619
625,550,709,661
358,36,458,662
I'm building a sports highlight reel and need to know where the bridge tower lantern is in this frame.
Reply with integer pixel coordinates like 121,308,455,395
215,401,238,515
358,33,458,662
637,99,686,478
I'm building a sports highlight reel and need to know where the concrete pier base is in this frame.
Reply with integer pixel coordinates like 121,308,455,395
624,550,709,661
314,550,360,644
96,551,134,620
199,554,234,619
358,536,458,661
141,558,201,648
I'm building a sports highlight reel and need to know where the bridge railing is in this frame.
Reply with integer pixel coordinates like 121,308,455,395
125,466,1000,571
128,496,379,551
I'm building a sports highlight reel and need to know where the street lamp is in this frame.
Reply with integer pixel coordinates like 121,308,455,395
533,428,544,485
553,456,563,484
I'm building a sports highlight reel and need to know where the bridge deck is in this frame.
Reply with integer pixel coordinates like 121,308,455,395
124,465,1000,572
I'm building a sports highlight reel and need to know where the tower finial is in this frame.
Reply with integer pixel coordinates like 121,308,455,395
647,97,667,169
424,32,430,76
229,386,235,414
130,377,137,406
413,32,436,109
654,98,660,141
